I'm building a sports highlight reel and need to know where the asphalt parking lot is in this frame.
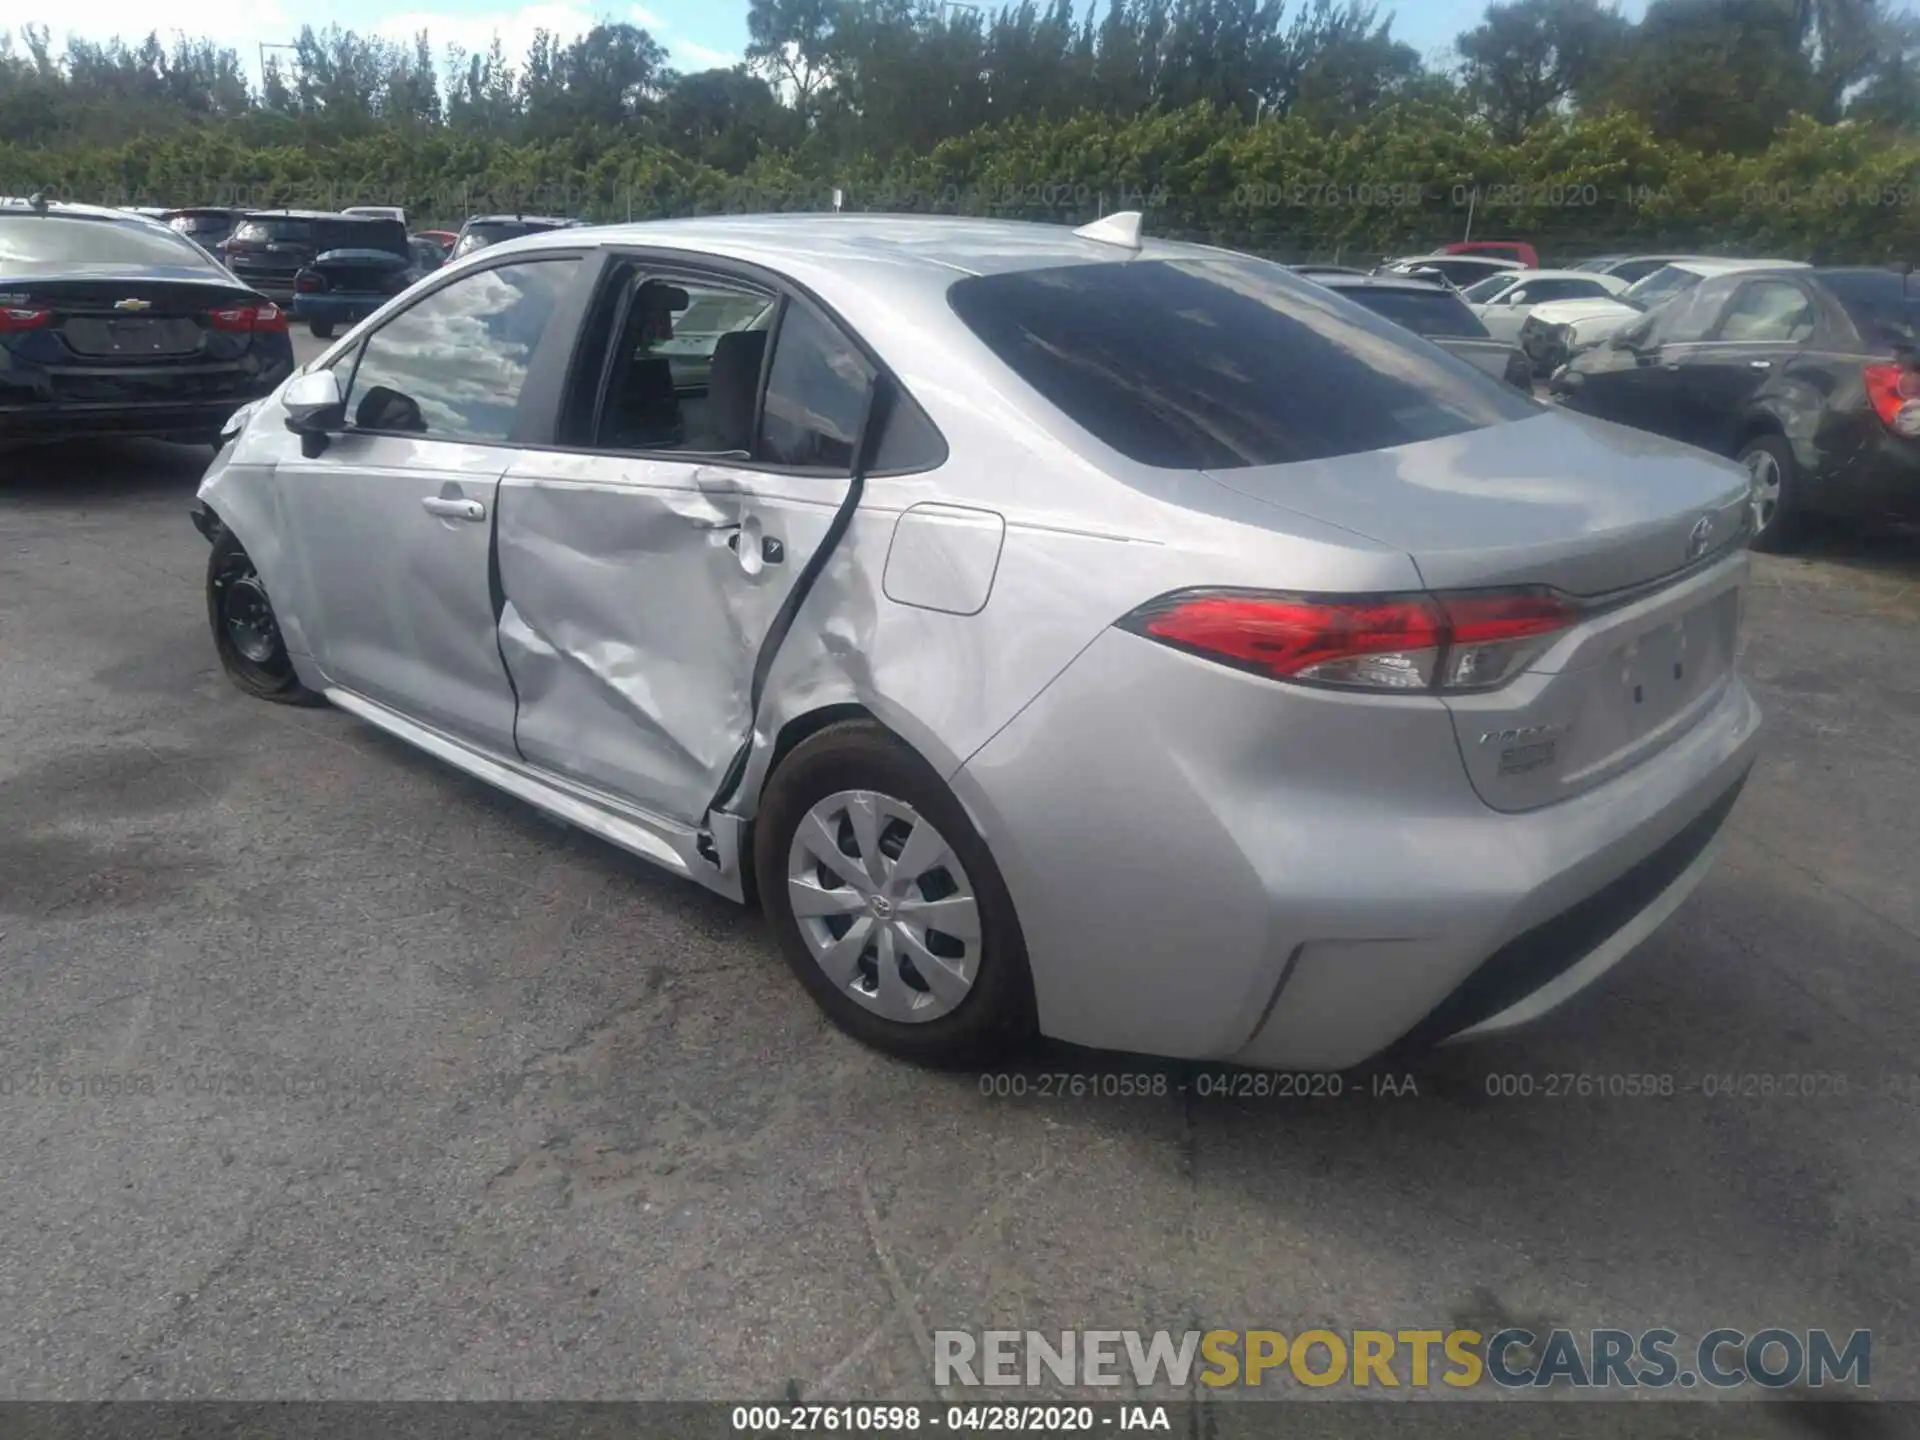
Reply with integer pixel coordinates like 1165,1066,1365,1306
3,343,1919,1418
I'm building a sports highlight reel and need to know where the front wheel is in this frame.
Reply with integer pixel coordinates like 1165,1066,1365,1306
753,721,1036,1067
206,529,322,705
308,319,335,339
1738,433,1806,554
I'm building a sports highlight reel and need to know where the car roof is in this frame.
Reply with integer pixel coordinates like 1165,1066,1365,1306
1666,257,1809,276
496,212,1262,280
237,209,346,221
1389,253,1523,267
0,198,155,222
465,214,579,226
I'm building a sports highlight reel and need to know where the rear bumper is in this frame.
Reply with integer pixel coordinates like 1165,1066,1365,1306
290,293,387,323
955,624,1762,1070
1826,432,1920,523
0,397,264,441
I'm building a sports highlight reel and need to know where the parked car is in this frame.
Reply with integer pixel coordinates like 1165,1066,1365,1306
1311,274,1534,390
1442,239,1540,269
1568,254,1724,285
162,206,245,258
1377,254,1525,290
449,214,584,262
1460,268,1631,344
1519,258,1809,376
0,198,293,445
288,215,423,338
343,205,408,227
410,234,451,272
222,211,333,302
413,229,459,248
1550,265,1920,552
194,212,1760,1071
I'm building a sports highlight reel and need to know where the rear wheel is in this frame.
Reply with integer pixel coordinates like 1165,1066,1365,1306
206,529,322,705
753,721,1036,1067
1738,433,1805,554
308,319,335,340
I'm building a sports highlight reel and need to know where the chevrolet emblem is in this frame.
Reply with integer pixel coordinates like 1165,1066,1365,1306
113,298,153,311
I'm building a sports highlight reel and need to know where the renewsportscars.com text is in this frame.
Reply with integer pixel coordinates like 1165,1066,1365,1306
933,1328,1871,1390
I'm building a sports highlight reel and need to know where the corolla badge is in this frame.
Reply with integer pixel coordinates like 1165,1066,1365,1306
1687,514,1716,561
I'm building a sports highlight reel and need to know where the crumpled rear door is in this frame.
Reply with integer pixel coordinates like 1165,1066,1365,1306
493,451,831,825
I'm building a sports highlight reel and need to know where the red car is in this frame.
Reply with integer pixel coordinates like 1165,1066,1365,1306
1443,239,1540,268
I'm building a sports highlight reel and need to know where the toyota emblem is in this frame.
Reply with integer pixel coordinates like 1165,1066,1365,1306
1687,514,1715,561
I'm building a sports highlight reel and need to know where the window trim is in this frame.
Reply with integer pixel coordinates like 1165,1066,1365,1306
538,244,949,479
334,248,596,448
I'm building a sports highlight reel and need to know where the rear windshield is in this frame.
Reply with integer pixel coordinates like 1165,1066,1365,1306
1817,270,1920,347
0,214,213,271
167,212,233,234
1339,286,1491,338
232,217,313,244
315,218,410,256
946,257,1531,471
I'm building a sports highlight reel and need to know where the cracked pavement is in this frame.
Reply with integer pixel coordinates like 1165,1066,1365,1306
3,390,1919,1412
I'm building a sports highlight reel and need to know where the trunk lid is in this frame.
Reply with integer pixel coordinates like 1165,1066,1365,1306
1204,409,1752,811
1,273,268,363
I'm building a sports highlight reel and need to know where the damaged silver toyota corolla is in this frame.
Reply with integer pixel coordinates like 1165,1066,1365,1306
194,212,1762,1069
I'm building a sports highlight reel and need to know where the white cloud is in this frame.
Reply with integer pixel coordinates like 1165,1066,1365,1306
0,0,293,81
669,39,739,71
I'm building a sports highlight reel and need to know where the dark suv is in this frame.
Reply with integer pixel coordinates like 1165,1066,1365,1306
221,212,334,302
162,207,245,258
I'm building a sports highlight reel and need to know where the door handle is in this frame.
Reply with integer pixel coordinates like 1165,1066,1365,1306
421,496,486,522
1749,359,1773,370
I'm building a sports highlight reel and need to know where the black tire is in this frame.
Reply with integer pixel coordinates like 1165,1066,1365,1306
1738,432,1806,554
308,319,335,340
753,720,1037,1067
206,528,323,705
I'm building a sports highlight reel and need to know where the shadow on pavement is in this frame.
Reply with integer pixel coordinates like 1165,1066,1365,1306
0,437,215,505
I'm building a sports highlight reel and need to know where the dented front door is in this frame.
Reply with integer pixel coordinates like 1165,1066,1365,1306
493,451,836,825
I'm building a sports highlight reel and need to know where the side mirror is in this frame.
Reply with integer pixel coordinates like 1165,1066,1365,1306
1507,289,1528,306
283,369,345,456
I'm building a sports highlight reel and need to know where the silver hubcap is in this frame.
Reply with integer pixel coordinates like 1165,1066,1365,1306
1744,449,1782,533
786,789,981,1024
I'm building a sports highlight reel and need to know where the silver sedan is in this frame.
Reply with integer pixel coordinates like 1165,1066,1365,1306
195,212,1762,1069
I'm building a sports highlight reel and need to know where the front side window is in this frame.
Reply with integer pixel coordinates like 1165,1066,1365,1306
1715,281,1816,343
344,258,579,441
948,257,1532,471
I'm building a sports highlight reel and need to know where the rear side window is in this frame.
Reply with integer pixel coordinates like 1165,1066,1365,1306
344,258,579,442
1819,271,1920,348
758,300,874,469
0,215,212,272
1715,281,1816,343
947,258,1532,470
1341,287,1489,338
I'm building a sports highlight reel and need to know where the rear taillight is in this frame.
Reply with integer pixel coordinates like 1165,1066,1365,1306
1120,587,1581,694
0,305,50,332
1863,363,1920,437
295,272,324,294
207,303,288,334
